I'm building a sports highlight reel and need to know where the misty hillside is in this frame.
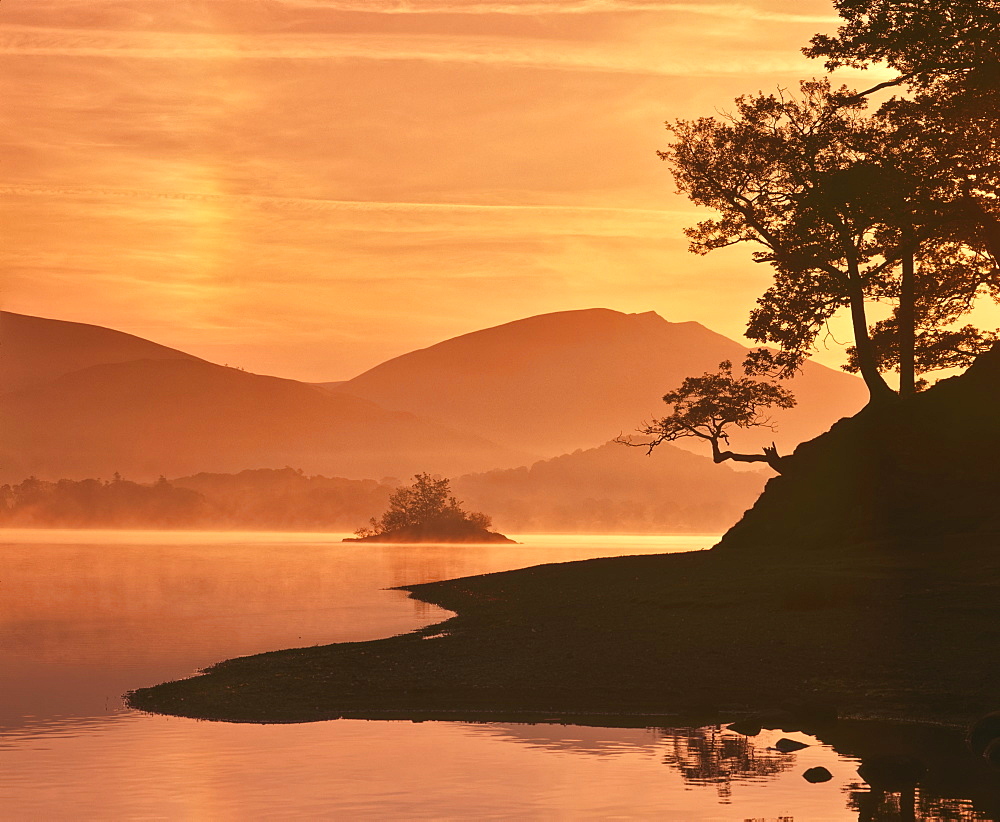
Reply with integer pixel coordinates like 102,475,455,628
337,308,869,456
171,468,393,530
0,314,530,483
453,441,765,534
0,310,201,393
2,449,761,534
3,309,863,494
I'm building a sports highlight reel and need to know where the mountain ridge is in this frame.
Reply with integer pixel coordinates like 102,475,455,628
337,307,869,456
3,307,867,485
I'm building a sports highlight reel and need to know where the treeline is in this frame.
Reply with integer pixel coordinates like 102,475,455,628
0,475,209,528
0,469,393,530
173,468,393,530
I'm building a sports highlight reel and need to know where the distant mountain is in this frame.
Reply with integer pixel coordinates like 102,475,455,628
453,440,766,534
0,310,199,393
338,308,869,457
0,314,530,483
2,308,868,488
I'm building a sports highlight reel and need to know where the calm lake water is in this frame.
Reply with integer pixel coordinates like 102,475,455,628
1,530,993,820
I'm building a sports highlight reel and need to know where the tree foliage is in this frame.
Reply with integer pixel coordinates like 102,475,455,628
806,0,1000,96
807,0,1000,267
355,473,492,538
658,0,1000,401
662,80,906,397
621,361,795,472
804,0,1000,389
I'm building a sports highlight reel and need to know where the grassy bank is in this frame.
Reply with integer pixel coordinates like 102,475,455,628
127,532,1000,729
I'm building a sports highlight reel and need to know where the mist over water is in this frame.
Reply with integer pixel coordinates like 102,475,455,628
1,530,710,735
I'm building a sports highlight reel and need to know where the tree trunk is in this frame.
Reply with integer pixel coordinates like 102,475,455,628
846,274,896,403
898,247,917,396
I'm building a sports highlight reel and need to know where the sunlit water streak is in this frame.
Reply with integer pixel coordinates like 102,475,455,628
0,531,989,820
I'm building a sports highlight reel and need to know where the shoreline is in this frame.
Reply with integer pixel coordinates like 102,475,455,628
127,535,1000,730
125,534,1000,810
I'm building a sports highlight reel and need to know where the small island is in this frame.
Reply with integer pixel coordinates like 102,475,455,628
344,473,515,544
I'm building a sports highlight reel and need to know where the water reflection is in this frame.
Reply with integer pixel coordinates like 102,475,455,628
659,725,793,800
847,786,993,822
465,721,999,821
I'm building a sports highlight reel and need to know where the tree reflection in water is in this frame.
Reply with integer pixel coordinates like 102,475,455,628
657,723,998,820
847,785,993,822
658,725,792,800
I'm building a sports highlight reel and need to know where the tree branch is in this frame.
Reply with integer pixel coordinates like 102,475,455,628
710,438,785,473
841,72,917,102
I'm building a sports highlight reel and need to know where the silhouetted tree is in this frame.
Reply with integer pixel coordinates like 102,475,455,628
806,0,1000,390
663,78,1000,401
632,1,1000,467
663,80,900,399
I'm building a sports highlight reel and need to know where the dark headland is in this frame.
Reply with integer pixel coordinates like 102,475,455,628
128,348,1000,746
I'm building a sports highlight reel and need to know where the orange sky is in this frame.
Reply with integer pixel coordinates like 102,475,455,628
1,0,897,381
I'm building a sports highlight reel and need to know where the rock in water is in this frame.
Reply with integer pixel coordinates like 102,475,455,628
802,766,832,783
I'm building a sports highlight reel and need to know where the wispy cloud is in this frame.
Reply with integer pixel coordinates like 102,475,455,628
0,184,697,238
0,0,839,23
274,0,837,23
0,25,816,76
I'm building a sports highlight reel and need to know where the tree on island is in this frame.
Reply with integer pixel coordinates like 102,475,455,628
349,473,512,543
625,0,1000,470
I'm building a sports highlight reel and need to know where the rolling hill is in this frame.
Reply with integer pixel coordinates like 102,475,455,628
2,308,869,488
0,314,530,483
0,310,200,393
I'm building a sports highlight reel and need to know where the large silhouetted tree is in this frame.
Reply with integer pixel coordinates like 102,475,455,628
805,0,1000,392
662,80,902,401
628,0,1000,468
662,78,999,402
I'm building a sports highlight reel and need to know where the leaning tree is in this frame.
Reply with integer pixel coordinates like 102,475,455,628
621,360,794,472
